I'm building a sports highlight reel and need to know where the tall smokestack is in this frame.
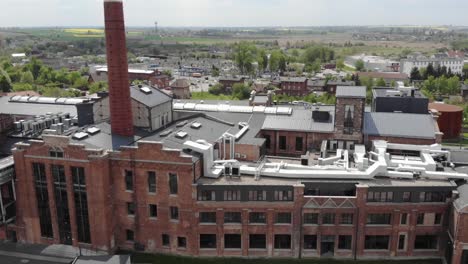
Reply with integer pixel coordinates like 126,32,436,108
103,0,134,137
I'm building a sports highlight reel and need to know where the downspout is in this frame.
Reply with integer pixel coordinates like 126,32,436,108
353,205,360,260
298,205,303,259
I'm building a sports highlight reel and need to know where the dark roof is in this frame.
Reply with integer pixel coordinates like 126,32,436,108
307,79,326,87
327,80,355,86
280,77,307,83
363,112,437,139
262,106,335,133
336,86,366,98
0,96,78,116
373,88,426,99
130,85,172,108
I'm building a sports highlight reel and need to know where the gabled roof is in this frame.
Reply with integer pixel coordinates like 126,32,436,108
130,85,172,108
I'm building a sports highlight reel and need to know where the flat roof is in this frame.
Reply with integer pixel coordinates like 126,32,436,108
336,86,366,98
262,106,335,133
364,112,437,139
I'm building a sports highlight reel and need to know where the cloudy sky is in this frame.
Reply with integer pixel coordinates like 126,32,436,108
1,0,467,27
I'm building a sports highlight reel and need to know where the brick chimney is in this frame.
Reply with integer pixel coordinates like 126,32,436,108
103,0,134,136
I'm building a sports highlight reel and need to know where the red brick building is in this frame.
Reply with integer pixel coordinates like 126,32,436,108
278,77,308,96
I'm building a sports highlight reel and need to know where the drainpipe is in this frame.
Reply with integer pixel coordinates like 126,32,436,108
353,205,360,260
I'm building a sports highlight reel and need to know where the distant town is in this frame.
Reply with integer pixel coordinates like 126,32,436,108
1,1,468,264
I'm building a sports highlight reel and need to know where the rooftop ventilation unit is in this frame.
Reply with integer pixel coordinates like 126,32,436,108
73,132,89,140
87,127,101,135
175,131,188,139
140,86,152,94
191,122,202,129
312,111,331,123
160,129,173,137
176,121,188,127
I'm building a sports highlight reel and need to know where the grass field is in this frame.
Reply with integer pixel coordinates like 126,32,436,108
127,252,442,264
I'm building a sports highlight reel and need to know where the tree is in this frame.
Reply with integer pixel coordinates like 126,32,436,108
232,83,251,100
12,83,33,92
163,69,172,78
269,50,284,72
425,63,435,78
336,58,345,70
410,67,421,81
20,71,34,84
73,77,89,90
257,49,268,72
354,59,365,71
376,78,386,87
211,65,220,77
208,83,223,95
89,81,108,94
0,68,12,92
234,42,256,75
26,57,43,80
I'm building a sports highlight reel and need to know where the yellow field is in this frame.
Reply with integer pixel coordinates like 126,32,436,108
65,28,104,34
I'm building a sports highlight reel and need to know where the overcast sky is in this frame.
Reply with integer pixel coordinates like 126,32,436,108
1,0,468,28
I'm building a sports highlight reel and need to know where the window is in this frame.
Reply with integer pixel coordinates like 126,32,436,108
126,229,134,241
274,190,293,201
49,148,64,158
224,190,241,201
295,137,303,152
403,192,411,202
170,206,179,220
274,234,291,249
398,234,406,250
149,204,157,218
200,234,217,249
279,136,286,150
367,191,393,202
200,212,217,223
224,234,241,249
434,213,442,225
162,234,170,247
178,237,187,248
72,167,90,243
344,105,354,134
275,212,292,224
147,171,156,193
419,192,444,202
414,235,438,250
248,190,266,201
340,213,354,225
249,212,266,224
304,213,319,224
33,163,53,238
400,213,408,225
322,213,335,225
224,212,241,224
338,235,352,250
169,173,178,195
125,170,133,191
127,202,135,216
265,135,271,149
303,235,317,249
198,190,215,201
367,213,392,225
417,213,424,225
364,235,389,250
249,234,266,249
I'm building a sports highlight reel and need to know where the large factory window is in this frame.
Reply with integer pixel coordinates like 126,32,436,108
169,173,178,195
224,234,241,249
364,235,389,250
147,171,156,193
72,166,91,244
249,234,266,249
124,170,133,191
33,163,53,238
200,234,217,249
52,165,72,245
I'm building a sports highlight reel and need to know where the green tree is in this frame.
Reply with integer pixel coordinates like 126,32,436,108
234,42,256,75
163,69,172,78
208,83,223,95
26,57,43,80
336,58,345,70
376,78,386,87
73,77,89,90
232,83,250,100
269,50,284,72
89,81,108,94
355,59,365,71
12,83,33,92
20,71,34,84
425,63,435,79
257,49,268,72
0,68,12,92
410,67,421,81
